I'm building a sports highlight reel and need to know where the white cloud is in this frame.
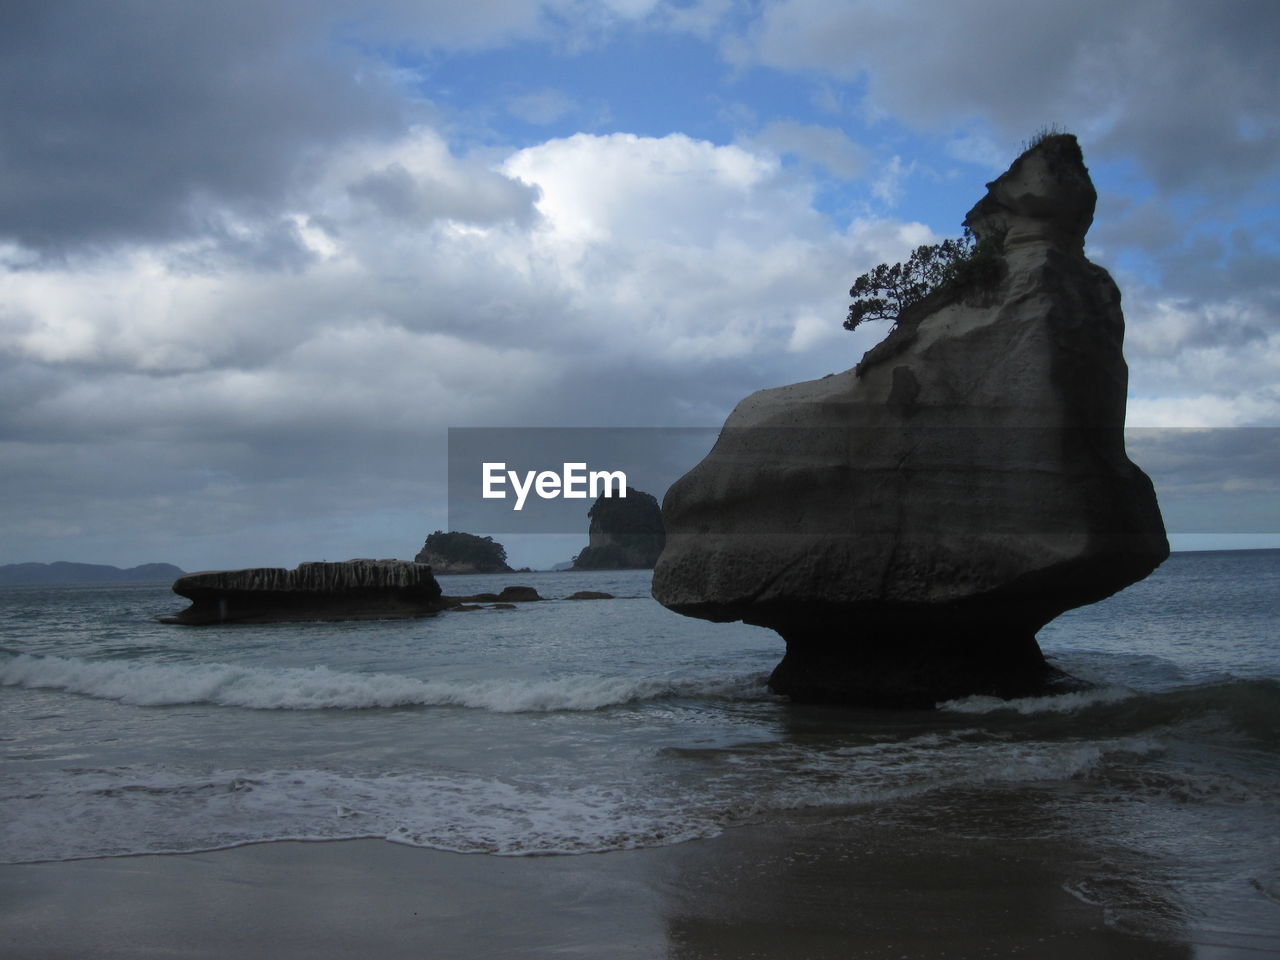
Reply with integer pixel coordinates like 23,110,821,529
500,132,926,365
15,127,906,392
1122,292,1280,427
505,132,784,244
1126,395,1278,429
871,155,913,207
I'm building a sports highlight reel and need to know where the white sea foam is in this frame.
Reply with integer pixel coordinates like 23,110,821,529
758,729,1160,805
0,653,766,712
0,765,730,863
0,726,1170,864
937,685,1135,715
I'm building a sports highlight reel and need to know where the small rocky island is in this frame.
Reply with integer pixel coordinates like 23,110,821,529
162,560,445,625
572,487,666,570
652,134,1169,708
414,531,513,575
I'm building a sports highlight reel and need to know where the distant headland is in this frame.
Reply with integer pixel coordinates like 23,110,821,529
0,561,185,586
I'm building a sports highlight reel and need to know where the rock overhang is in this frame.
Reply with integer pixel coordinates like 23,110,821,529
651,134,1169,707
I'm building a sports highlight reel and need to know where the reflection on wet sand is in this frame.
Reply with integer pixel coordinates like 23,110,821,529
658,809,1195,960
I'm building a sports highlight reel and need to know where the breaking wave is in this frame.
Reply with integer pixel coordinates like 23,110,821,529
939,685,1136,714
939,677,1280,744
0,652,768,713
0,729,1157,864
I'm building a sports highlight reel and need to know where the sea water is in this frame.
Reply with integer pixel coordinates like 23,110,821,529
2,552,1278,950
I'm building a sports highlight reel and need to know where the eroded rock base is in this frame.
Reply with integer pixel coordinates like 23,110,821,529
767,626,1085,709
162,589,445,625
162,560,446,625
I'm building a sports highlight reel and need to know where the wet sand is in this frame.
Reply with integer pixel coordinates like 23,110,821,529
0,819,1220,959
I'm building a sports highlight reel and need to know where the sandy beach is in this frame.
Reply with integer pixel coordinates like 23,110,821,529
2,816,1219,960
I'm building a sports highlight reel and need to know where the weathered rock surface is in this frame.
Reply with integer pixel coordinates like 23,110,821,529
651,135,1169,708
163,560,444,625
422,558,509,575
573,488,666,570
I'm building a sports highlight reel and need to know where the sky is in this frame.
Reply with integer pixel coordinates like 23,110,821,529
1,0,1277,572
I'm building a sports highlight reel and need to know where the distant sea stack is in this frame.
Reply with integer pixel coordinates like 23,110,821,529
414,531,513,575
163,560,444,625
0,562,185,586
652,134,1169,708
572,488,666,570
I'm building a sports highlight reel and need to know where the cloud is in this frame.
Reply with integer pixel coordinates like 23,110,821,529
0,2,399,256
0,124,926,566
745,121,868,179
500,132,925,366
5,1,1272,567
0,0,588,260
870,156,914,207
735,0,1280,196
343,129,542,227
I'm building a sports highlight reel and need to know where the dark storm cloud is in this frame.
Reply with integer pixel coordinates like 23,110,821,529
0,1,404,256
1155,232,1280,309
1090,1,1280,195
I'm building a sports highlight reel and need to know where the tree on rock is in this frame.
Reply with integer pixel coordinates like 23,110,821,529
415,531,512,574
844,228,1003,334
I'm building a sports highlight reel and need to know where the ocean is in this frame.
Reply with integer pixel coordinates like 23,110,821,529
2,551,1278,953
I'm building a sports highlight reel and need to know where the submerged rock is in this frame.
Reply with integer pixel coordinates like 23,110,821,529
445,585,543,605
162,560,445,625
572,488,666,570
652,135,1168,708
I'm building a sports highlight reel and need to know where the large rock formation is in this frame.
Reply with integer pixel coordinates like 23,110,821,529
573,487,666,570
162,560,445,625
652,135,1169,708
